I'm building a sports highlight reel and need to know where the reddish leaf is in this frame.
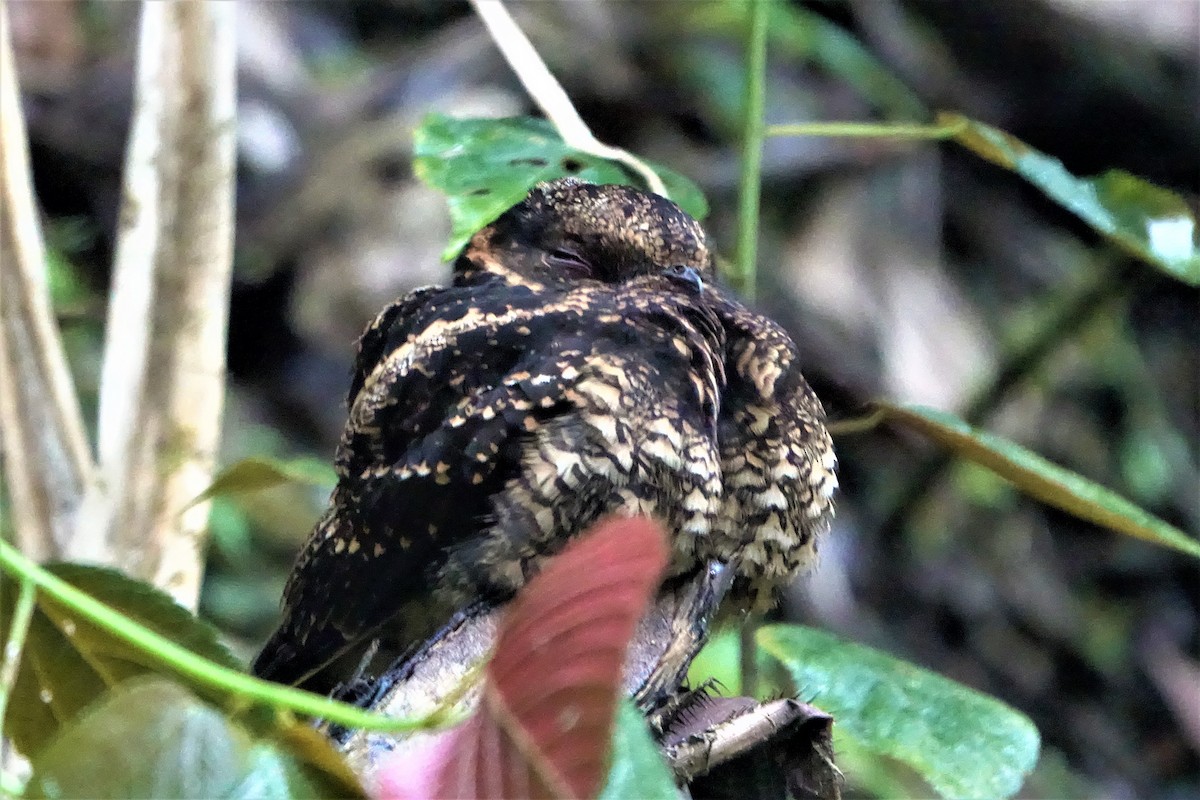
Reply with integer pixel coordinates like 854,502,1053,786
377,515,668,799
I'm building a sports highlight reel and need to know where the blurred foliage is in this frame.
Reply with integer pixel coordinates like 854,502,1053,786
187,456,336,512
24,678,362,799
0,562,238,754
858,402,1200,557
684,0,928,121
7,0,1199,796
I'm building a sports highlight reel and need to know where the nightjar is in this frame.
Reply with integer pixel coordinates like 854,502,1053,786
253,178,837,688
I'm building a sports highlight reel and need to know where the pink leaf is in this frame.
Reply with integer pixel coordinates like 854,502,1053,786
377,515,668,799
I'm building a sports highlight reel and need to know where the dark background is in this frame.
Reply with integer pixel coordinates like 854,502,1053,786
10,1,1199,796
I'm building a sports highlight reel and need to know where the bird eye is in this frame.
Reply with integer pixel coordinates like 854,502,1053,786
547,246,593,277
666,264,705,293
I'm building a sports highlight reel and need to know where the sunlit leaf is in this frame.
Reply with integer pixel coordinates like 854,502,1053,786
414,114,708,260
598,702,678,800
0,565,239,754
184,456,336,511
759,624,1040,800
25,678,361,799
874,403,1200,559
941,112,1200,285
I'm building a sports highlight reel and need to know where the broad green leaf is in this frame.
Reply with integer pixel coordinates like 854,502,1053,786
413,114,708,260
941,112,1200,285
875,403,1200,559
0,564,240,754
25,678,362,799
758,624,1040,800
184,456,336,511
598,701,678,800
831,727,937,799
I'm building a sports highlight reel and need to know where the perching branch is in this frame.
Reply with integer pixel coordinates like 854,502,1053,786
468,0,669,198
72,0,237,610
0,1,97,561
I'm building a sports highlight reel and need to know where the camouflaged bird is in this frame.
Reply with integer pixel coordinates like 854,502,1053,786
252,178,837,688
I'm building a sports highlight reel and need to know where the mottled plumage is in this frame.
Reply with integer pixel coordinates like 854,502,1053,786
253,179,836,687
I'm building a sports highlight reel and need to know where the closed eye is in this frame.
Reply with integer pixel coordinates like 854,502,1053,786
547,246,594,277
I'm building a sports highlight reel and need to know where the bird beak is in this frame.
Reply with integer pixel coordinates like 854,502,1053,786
667,265,706,293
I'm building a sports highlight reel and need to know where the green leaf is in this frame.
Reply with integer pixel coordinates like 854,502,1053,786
184,456,336,511
686,626,788,699
0,564,239,755
941,112,1200,285
413,114,709,260
874,403,1200,559
686,627,744,695
598,701,678,800
25,678,362,799
758,624,1040,800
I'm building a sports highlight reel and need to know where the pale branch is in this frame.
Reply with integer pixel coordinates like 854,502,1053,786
0,1,97,561
73,0,237,610
468,0,668,198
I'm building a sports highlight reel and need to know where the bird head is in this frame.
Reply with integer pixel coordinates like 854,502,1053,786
458,178,715,287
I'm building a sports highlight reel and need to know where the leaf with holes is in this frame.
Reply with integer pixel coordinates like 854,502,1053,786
941,112,1200,285
0,564,240,755
759,624,1040,800
24,677,362,799
414,114,709,260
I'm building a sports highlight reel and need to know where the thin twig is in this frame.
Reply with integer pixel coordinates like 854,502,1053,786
827,408,888,437
0,578,37,729
468,0,668,198
0,1,96,561
732,0,769,302
766,119,967,139
74,1,237,609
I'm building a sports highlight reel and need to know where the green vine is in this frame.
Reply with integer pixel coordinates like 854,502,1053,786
0,540,459,734
732,0,769,302
0,577,36,729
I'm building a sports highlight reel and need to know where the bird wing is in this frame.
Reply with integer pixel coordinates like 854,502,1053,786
253,279,600,684
707,289,837,601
